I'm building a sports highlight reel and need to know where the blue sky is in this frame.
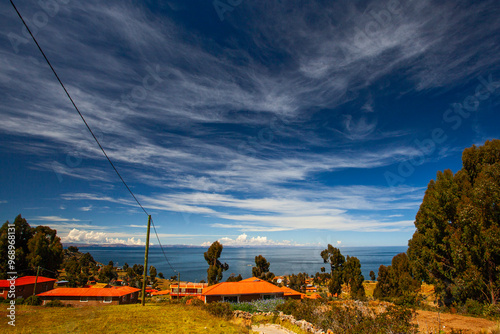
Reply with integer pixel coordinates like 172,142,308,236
1,0,499,247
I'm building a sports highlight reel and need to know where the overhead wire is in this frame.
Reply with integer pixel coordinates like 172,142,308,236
10,0,178,276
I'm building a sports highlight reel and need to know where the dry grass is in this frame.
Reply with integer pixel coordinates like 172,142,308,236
415,310,498,334
2,303,249,333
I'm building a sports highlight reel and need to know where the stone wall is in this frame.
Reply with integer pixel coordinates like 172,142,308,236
233,310,335,334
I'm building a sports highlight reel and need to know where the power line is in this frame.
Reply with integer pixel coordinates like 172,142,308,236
151,217,177,275
9,0,148,217
10,0,178,275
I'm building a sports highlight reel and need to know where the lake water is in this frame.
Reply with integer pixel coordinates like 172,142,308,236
77,246,407,282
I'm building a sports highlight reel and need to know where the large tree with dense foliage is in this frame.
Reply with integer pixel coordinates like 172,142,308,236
408,139,500,305
343,255,365,300
321,244,345,296
0,215,63,279
321,245,365,299
204,241,229,285
252,255,275,281
373,253,420,304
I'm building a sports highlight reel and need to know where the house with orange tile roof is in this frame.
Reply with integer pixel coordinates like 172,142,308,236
37,286,140,306
279,286,304,300
202,277,284,303
303,292,322,300
0,276,56,300
151,289,170,296
170,282,208,299
305,286,317,293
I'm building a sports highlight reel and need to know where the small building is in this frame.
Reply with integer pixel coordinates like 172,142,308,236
303,292,322,300
170,282,208,299
37,286,140,306
279,286,304,300
0,276,56,299
56,280,69,287
202,277,284,303
305,286,317,293
151,289,170,297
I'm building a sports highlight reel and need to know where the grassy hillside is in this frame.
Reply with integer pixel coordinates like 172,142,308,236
4,304,249,334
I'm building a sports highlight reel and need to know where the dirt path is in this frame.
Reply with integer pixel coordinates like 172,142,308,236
415,310,498,333
251,324,297,334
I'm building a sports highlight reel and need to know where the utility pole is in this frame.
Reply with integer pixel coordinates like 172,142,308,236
33,266,40,297
141,215,151,306
177,272,180,299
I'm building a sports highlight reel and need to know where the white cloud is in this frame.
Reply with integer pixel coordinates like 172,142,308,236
62,228,146,246
79,205,93,212
201,233,300,247
0,200,7,204
32,216,81,222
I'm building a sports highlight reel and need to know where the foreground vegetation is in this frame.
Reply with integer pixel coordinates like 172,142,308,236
3,303,249,334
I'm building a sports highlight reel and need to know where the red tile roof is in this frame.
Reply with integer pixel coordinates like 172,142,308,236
0,276,56,288
37,286,140,297
151,290,170,296
170,283,208,289
280,286,304,297
202,277,283,296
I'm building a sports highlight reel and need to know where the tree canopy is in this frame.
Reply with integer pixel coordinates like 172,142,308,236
204,241,229,285
408,139,500,305
0,215,63,279
252,255,275,281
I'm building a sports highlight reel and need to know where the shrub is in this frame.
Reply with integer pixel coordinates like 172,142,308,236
44,300,68,307
277,299,418,334
231,301,258,313
276,299,321,324
204,302,233,320
465,298,485,316
24,295,42,306
187,298,204,307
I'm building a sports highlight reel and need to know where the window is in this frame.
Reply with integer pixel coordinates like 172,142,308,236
80,296,88,302
263,294,275,300
223,296,238,303
103,297,112,303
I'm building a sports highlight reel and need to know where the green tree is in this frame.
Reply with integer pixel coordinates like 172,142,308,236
252,255,274,281
158,272,164,279
408,139,500,305
373,253,420,304
26,225,63,276
226,273,243,282
373,265,391,300
369,271,376,281
68,246,79,253
98,262,118,283
343,256,365,300
288,274,304,292
0,215,34,278
204,241,229,285
321,244,345,296
149,265,157,282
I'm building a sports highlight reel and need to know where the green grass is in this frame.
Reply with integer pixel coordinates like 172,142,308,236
4,303,249,333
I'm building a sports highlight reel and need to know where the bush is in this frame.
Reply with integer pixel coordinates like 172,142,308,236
24,295,42,306
277,299,418,334
44,300,69,307
231,301,257,313
187,298,204,307
465,298,485,316
231,298,285,313
204,302,233,320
